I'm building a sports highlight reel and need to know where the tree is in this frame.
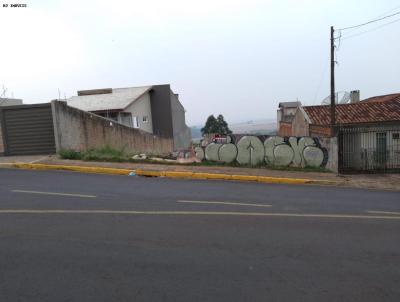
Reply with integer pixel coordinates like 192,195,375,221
216,114,232,135
201,114,232,135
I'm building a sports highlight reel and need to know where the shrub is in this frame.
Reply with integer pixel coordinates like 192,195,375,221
59,149,83,160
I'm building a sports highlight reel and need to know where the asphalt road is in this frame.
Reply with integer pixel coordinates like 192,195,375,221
0,168,399,302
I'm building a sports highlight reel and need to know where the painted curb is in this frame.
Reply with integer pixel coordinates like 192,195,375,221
135,169,166,177
7,163,338,186
12,163,133,176
135,169,337,186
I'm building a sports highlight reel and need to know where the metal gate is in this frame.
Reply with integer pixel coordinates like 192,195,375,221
338,125,400,173
0,103,56,155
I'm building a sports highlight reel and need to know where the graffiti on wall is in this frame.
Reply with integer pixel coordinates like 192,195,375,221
195,135,328,167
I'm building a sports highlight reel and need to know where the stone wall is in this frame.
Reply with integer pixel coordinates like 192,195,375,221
51,101,173,155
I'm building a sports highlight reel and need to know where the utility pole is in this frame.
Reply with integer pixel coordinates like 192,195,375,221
330,26,336,137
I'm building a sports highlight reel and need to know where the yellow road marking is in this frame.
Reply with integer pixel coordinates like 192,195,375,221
177,200,272,208
366,210,400,216
11,190,96,198
0,209,399,220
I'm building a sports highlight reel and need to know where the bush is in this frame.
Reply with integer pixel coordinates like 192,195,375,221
59,149,83,160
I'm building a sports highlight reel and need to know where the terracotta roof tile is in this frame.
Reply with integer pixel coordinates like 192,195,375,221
303,95,400,126
361,93,400,103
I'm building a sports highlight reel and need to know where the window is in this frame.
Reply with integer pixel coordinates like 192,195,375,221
142,116,149,123
99,112,118,122
132,116,139,128
393,133,400,140
120,112,133,127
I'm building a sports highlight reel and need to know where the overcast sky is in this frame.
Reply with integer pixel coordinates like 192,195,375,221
0,0,399,125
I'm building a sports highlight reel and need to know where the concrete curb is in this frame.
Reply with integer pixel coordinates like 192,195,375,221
12,163,132,176
7,163,338,186
135,169,337,185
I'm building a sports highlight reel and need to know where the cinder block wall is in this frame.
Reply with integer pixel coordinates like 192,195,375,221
51,101,173,156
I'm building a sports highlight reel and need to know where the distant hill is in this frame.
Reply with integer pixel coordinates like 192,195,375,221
190,126,202,139
190,119,276,140
229,119,276,135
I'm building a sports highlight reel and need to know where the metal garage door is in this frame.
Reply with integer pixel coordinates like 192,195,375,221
0,104,56,155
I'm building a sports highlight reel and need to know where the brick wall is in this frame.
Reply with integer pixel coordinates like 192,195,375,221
51,101,173,156
278,122,292,136
309,125,331,137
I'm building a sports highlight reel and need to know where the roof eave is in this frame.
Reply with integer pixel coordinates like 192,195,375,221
122,86,153,111
90,109,123,113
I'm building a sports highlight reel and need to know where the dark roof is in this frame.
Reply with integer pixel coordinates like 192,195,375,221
303,95,400,125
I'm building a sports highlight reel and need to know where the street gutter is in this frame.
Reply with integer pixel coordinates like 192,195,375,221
4,162,338,186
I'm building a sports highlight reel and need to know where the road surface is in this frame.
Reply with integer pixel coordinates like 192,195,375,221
0,168,399,301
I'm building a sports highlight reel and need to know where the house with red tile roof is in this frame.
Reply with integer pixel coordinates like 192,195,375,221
277,93,400,137
277,93,400,171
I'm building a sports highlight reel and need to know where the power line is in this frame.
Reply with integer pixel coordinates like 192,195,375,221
341,17,400,40
376,5,400,18
337,10,400,31
313,59,329,104
342,5,400,36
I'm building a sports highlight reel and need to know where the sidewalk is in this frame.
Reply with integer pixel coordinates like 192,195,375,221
1,155,400,191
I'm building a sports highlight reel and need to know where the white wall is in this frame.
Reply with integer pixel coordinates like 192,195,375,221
124,92,153,133
360,130,400,169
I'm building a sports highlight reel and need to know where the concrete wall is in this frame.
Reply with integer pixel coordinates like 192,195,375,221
291,109,309,137
0,98,23,106
124,92,153,133
51,101,173,155
0,123,3,155
170,92,191,149
318,136,338,172
276,109,282,130
195,135,338,172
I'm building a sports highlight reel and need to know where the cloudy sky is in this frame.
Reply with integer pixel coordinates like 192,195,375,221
0,0,399,125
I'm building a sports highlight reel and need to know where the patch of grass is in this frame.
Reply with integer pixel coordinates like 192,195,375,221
59,149,83,160
59,148,331,173
82,146,130,162
264,165,331,173
59,146,131,162
186,161,330,172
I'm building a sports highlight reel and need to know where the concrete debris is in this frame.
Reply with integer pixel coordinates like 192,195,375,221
132,154,148,160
